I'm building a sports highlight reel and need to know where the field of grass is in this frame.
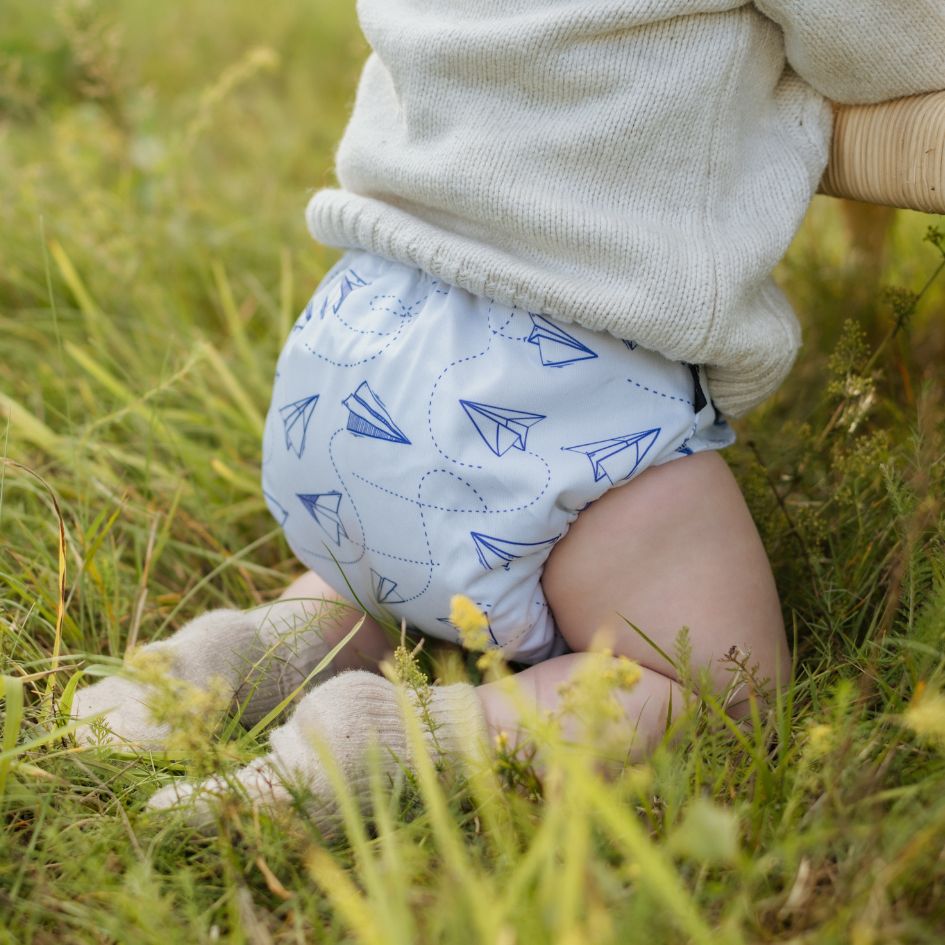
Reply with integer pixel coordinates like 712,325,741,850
3,2,945,942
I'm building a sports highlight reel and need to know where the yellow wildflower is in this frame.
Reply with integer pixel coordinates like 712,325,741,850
903,686,945,748
476,647,507,676
121,647,230,756
805,723,833,759
605,654,643,691
555,649,643,732
449,595,489,652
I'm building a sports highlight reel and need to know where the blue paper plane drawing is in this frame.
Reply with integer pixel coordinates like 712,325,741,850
562,429,660,483
471,531,561,571
527,314,598,367
459,400,545,456
676,440,694,457
263,490,289,527
343,381,411,444
297,491,349,546
293,298,315,330
330,269,368,315
371,569,405,605
623,339,638,350
279,395,319,458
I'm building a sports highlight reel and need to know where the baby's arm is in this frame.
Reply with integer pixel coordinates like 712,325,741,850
755,1,945,104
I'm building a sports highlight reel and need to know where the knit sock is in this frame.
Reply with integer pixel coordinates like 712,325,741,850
146,670,489,832
236,594,350,727
72,599,345,749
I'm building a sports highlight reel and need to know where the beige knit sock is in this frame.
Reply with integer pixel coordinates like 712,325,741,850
235,594,349,726
71,599,344,749
146,670,489,831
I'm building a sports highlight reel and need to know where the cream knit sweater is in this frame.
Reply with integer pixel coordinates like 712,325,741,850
307,1,945,416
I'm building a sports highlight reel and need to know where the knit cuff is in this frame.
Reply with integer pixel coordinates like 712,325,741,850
417,683,490,766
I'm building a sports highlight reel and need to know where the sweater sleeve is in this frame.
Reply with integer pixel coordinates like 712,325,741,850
754,1,945,104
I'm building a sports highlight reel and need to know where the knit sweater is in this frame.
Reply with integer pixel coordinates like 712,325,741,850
307,1,945,416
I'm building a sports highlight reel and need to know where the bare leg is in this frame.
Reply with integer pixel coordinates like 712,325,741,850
478,652,689,762
145,455,787,822
477,452,788,757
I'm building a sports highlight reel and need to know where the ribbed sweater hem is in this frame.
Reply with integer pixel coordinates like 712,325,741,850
306,189,799,418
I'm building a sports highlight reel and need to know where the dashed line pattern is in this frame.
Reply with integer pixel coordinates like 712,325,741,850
262,252,735,662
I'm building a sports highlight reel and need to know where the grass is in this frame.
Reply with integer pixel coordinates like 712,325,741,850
3,1,945,942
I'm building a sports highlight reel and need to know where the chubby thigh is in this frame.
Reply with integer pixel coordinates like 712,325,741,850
542,450,789,700
261,251,734,665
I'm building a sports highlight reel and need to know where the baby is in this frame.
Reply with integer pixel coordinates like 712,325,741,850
73,1,945,822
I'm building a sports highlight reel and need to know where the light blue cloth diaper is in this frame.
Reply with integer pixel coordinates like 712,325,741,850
262,251,734,664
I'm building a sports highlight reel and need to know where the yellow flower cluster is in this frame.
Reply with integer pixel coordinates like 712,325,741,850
556,648,643,729
599,650,643,691
903,685,945,748
805,722,834,759
449,595,490,652
126,647,174,676
125,647,230,755
448,595,510,677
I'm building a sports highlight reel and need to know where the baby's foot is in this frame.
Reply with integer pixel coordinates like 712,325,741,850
145,671,487,830
72,598,347,750
70,672,174,749
71,609,258,750
148,758,292,828
234,595,344,726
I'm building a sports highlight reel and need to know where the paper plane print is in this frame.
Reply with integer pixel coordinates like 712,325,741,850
342,381,411,444
459,400,545,456
562,429,660,484
279,395,319,458
623,339,638,350
263,490,289,526
471,531,561,571
328,269,368,316
676,440,694,456
371,569,405,605
297,491,349,546
527,314,598,367
293,298,315,330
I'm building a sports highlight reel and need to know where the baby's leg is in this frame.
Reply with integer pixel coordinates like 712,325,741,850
146,454,784,822
72,571,391,747
477,452,788,757
147,454,784,823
